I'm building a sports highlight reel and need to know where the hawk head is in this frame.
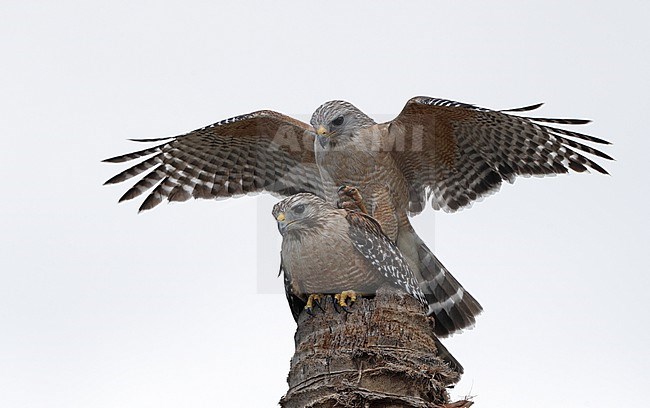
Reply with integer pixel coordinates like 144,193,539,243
310,100,376,149
272,193,331,236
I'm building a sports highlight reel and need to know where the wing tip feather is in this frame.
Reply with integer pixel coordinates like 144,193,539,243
501,102,544,112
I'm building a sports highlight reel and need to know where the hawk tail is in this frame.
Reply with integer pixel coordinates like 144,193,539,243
399,226,483,337
434,337,464,374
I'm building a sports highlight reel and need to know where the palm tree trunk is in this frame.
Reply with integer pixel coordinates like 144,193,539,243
280,289,473,408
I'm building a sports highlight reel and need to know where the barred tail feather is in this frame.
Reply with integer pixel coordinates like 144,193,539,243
398,226,482,337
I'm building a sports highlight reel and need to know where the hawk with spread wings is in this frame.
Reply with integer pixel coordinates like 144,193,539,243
104,96,612,336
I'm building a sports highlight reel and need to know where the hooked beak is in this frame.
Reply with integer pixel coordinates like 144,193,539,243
316,126,330,148
275,212,288,235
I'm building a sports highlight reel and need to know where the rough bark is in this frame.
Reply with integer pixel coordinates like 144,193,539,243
280,289,473,408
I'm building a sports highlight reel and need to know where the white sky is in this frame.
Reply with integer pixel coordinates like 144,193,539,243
1,1,648,407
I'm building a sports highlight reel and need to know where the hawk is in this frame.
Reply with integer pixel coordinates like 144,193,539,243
272,192,464,373
104,96,613,336
272,192,426,320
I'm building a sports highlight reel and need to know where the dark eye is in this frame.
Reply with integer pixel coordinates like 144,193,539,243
293,204,305,214
331,116,344,126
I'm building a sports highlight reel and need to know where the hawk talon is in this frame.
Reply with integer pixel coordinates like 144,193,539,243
334,290,359,314
338,201,360,211
314,297,325,312
304,294,325,316
337,185,368,214
332,299,341,314
305,306,316,317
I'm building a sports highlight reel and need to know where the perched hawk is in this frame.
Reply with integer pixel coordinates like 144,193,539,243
104,96,613,336
273,192,463,372
272,192,425,318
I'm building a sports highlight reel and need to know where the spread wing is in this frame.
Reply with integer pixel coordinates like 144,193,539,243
345,211,427,305
387,97,614,213
103,110,322,212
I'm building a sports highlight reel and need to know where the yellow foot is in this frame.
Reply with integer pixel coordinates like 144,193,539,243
337,185,368,214
304,294,325,316
334,290,359,313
